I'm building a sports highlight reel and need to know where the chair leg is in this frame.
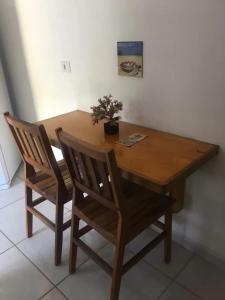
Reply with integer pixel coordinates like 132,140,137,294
110,242,125,300
55,229,63,266
69,214,79,274
25,185,33,238
55,201,64,266
164,208,172,264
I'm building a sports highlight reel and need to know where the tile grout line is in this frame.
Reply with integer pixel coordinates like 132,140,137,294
38,286,70,300
0,230,73,300
0,211,203,300
0,232,203,300
174,282,204,300
172,253,204,300
126,227,175,279
12,203,72,247
0,244,14,256
1,226,110,300
0,230,15,255
1,172,183,299
155,255,192,300
54,287,71,300
55,240,110,288
1,226,79,300
126,245,175,300
127,229,204,300
15,226,50,246
172,252,195,280
128,246,174,281
0,200,71,247
0,196,24,210
156,253,203,300
37,287,56,300
8,170,203,299
0,231,57,286
155,280,174,300
3,229,72,300
56,241,172,299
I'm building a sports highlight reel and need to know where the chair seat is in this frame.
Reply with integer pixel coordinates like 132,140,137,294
26,160,73,202
74,179,174,244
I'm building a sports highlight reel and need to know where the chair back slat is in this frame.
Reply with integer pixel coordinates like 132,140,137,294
21,129,38,162
76,151,91,187
4,113,66,188
68,149,82,182
24,131,38,161
85,156,100,193
15,127,29,157
33,135,51,168
11,123,51,172
96,160,112,199
56,128,123,213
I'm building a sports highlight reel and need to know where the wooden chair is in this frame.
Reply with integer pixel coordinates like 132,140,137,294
4,112,73,265
56,128,175,300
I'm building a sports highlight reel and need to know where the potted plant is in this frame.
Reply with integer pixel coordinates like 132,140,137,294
90,95,123,134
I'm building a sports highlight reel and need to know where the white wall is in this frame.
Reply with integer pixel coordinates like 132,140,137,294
0,59,20,183
1,0,225,266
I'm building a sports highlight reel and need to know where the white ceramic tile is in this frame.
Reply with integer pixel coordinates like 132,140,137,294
32,191,70,216
81,227,108,254
0,247,52,300
119,258,170,299
58,255,111,300
0,177,24,209
177,256,225,300
18,225,107,284
128,228,158,252
33,191,71,215
128,228,193,278
41,288,67,300
0,231,13,254
159,283,200,300
0,199,58,243
59,244,170,300
96,242,134,265
64,200,72,211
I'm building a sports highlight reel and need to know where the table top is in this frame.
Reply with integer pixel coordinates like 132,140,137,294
39,110,219,188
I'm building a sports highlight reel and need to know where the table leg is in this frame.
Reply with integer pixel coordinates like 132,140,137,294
169,180,186,213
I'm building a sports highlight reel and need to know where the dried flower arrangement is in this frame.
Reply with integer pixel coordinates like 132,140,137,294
90,95,123,134
90,95,123,124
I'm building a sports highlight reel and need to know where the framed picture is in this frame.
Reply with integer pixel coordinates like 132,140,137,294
117,41,143,77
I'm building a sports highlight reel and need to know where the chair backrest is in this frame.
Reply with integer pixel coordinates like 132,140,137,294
56,128,124,213
4,112,65,185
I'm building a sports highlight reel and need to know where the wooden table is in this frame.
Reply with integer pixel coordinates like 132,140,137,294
39,110,219,212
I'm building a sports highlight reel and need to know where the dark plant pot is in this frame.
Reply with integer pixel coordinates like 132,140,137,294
104,121,119,135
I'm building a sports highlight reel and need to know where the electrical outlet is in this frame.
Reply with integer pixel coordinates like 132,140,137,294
61,61,71,73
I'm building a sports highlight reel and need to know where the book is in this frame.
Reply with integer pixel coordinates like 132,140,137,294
118,133,147,147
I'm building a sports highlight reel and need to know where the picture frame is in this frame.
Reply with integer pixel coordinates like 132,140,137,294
117,41,143,77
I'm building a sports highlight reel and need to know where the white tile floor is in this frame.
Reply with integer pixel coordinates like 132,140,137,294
0,169,225,300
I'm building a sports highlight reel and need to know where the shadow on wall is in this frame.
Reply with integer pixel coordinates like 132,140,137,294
0,0,37,122
173,149,225,261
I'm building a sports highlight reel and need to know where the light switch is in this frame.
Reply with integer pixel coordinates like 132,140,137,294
61,61,71,73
